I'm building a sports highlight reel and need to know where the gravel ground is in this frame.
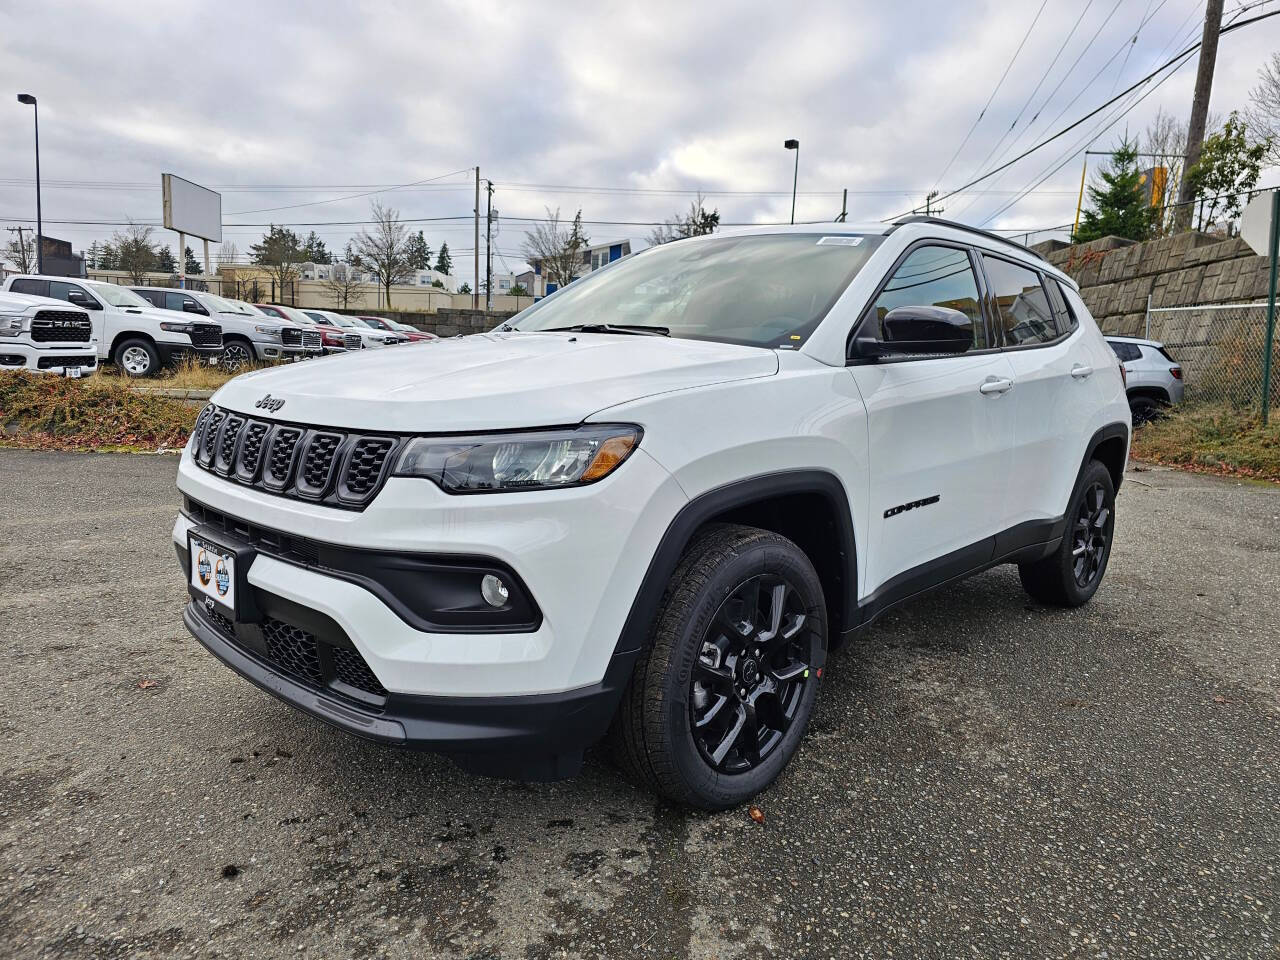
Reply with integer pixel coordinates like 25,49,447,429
1,449,1276,959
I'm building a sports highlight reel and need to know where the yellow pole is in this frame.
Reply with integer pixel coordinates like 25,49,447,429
1072,155,1088,240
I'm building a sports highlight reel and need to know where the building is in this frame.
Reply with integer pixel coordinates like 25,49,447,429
299,262,454,291
526,239,632,295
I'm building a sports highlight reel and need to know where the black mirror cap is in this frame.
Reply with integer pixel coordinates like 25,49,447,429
849,305,973,360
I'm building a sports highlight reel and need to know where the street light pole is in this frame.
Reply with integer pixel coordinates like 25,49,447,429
17,94,42,274
784,139,800,225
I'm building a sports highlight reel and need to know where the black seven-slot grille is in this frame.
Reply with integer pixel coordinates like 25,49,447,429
191,404,400,510
31,311,93,343
189,324,223,348
280,327,302,348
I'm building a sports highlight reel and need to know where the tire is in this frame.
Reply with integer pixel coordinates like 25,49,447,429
1129,395,1162,426
1019,460,1116,607
221,339,254,372
113,338,160,378
610,524,827,810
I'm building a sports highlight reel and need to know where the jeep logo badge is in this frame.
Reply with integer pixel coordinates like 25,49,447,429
255,394,285,412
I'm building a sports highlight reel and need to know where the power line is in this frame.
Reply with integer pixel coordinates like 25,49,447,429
880,7,1280,224
224,168,475,216
928,0,1050,192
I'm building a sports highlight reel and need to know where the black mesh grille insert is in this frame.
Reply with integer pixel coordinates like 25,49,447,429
237,422,269,480
36,355,97,369
216,416,244,472
331,646,388,697
299,433,342,494
261,618,324,685
266,428,302,485
31,311,93,342
280,327,302,347
343,438,394,497
189,324,222,348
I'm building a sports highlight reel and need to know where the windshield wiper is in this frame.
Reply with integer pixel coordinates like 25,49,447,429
547,323,670,337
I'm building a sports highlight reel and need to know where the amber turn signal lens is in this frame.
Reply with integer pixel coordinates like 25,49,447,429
582,434,638,481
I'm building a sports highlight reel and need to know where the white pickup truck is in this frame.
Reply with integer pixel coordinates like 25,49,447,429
0,289,98,376
2,275,223,377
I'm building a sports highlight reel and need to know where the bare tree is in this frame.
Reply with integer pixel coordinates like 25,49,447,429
1142,108,1188,238
5,227,35,273
647,194,720,245
521,208,589,288
323,262,365,310
1244,51,1280,167
111,222,157,283
351,201,413,308
217,242,240,268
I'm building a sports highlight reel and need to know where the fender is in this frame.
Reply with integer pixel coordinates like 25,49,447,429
610,469,859,662
1078,422,1130,492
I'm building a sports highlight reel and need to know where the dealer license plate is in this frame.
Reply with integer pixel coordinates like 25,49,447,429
190,534,236,610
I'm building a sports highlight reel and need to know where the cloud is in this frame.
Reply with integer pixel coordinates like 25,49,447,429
2,0,1274,273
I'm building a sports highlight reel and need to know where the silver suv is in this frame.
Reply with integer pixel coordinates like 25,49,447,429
1107,336,1183,424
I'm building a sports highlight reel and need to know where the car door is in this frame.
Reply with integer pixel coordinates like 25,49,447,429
983,255,1093,531
848,242,1017,602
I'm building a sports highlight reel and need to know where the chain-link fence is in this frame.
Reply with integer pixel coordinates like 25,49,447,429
1142,301,1278,413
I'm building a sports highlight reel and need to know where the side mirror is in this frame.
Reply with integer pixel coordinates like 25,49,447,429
851,305,973,359
183,300,207,315
68,292,101,310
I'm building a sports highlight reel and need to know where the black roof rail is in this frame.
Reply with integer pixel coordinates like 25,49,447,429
890,215,1051,265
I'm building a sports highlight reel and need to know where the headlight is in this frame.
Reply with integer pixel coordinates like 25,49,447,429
254,324,282,339
160,321,196,334
394,424,641,494
0,315,26,337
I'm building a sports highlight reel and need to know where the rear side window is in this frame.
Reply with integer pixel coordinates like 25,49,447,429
9,278,47,297
865,245,987,350
982,255,1057,346
1109,341,1142,362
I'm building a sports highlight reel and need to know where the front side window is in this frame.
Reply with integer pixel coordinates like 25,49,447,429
49,281,99,307
982,255,1056,346
864,245,986,350
512,233,885,348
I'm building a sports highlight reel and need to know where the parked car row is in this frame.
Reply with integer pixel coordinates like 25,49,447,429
0,273,437,377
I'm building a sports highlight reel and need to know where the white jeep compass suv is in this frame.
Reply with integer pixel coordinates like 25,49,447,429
173,218,1129,809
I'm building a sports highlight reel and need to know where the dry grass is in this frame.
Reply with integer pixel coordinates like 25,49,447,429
98,354,263,392
0,371,198,451
1131,404,1280,483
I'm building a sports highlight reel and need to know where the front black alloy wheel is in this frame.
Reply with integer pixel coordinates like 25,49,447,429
221,340,254,372
691,575,813,773
611,524,827,809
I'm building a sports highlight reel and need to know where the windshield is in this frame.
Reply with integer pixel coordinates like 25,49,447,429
511,233,884,348
346,317,373,328
206,293,256,315
88,282,151,309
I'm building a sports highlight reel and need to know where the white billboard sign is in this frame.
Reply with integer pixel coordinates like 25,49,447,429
162,174,222,243
1241,189,1277,257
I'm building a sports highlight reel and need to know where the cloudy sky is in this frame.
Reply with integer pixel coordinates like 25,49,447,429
2,0,1276,284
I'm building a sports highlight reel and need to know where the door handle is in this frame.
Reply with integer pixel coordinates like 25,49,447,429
979,377,1013,395
1071,364,1094,379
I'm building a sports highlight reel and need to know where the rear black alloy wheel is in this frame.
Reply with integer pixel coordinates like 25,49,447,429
691,575,812,773
1072,481,1112,589
611,524,827,809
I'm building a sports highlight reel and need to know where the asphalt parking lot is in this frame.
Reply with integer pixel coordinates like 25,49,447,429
1,449,1276,959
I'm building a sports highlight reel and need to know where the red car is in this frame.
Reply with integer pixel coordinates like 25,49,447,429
257,304,361,354
357,315,438,342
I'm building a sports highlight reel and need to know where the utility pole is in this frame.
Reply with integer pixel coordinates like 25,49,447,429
485,181,495,313
473,166,480,310
7,226,32,273
1173,0,1224,232
924,189,939,216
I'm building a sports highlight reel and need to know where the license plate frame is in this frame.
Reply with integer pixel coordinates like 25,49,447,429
189,532,238,615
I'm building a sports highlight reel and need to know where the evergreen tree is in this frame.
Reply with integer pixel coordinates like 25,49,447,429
1072,139,1157,244
97,242,117,270
434,242,452,276
301,231,331,264
155,246,177,272
405,230,433,270
184,246,203,275
458,281,471,295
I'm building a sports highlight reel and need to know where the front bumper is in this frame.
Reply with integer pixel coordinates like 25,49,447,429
0,343,98,374
253,340,305,362
158,342,223,366
172,439,687,765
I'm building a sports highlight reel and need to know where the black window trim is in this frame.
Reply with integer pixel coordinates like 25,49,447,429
976,249,1077,352
846,237,999,365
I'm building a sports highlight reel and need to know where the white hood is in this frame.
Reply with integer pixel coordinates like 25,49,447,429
212,331,779,431
0,291,88,314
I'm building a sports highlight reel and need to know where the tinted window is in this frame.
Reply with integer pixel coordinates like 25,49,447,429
866,245,986,350
10,279,47,296
1108,341,1141,362
1045,279,1076,335
134,289,165,307
48,281,97,307
982,255,1056,346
